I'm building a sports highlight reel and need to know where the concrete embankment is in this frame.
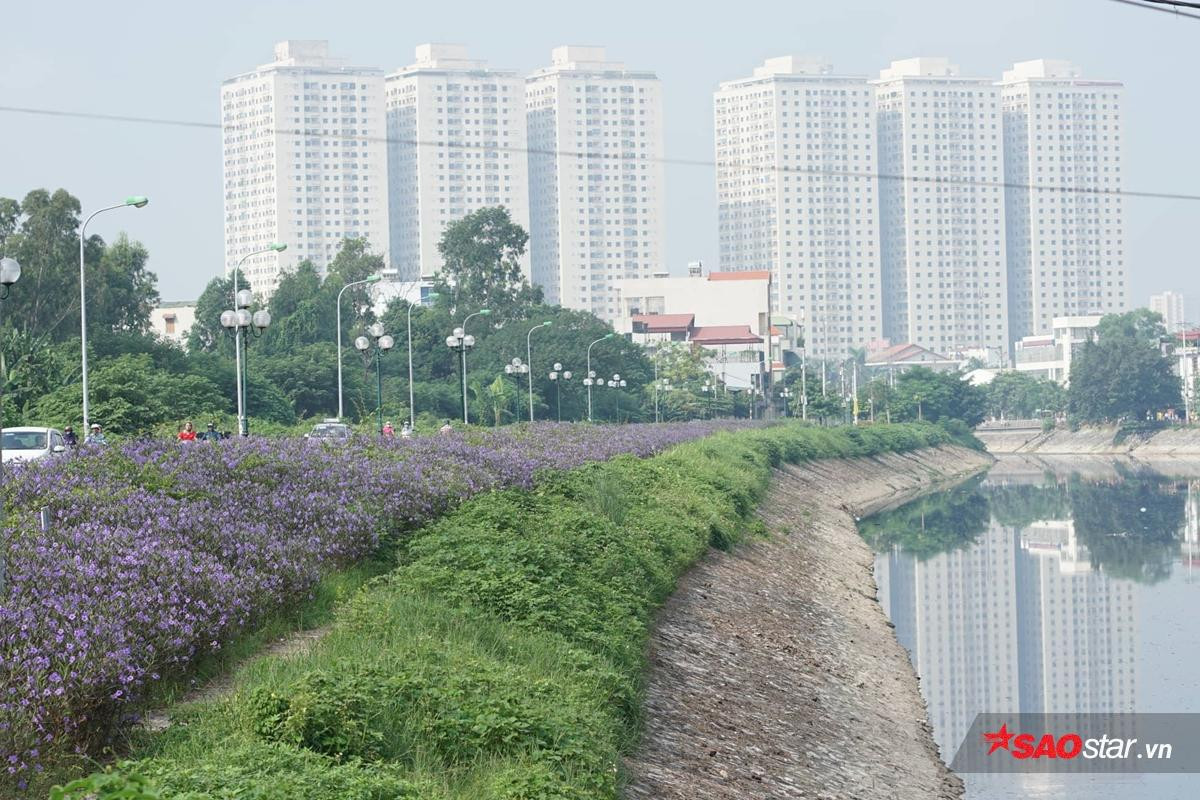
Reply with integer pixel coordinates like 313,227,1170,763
624,445,990,800
978,424,1200,456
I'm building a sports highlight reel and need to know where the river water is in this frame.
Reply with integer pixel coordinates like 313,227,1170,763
865,456,1200,800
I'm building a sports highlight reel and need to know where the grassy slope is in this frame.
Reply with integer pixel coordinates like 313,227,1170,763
53,423,951,800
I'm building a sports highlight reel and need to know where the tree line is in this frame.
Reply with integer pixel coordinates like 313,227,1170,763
1,188,1184,435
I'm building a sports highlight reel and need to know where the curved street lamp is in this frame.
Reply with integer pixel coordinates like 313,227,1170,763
0,256,17,592
336,273,382,420
585,333,615,423
79,196,148,432
356,323,395,434
526,321,552,422
548,362,572,422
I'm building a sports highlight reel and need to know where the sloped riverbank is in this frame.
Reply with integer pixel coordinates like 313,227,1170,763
625,445,991,800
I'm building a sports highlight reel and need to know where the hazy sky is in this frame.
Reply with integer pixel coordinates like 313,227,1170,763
2,0,1196,316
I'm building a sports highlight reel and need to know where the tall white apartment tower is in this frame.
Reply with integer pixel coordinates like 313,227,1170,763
1150,290,1185,332
874,58,1009,358
385,44,529,280
1001,60,1127,341
221,41,389,297
715,56,881,359
526,46,666,322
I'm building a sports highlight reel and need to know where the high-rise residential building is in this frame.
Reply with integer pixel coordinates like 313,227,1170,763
221,41,388,297
1150,290,1185,333
714,57,881,359
1001,60,1127,341
874,58,1009,359
385,44,529,281
526,46,665,322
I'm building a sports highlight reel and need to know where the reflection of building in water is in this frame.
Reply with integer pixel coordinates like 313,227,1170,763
1183,482,1200,579
1016,520,1136,716
878,519,1021,758
878,517,1136,761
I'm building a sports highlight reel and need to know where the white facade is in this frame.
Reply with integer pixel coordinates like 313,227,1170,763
526,46,666,322
385,44,529,281
1001,60,1127,341
613,269,772,388
222,41,389,298
1013,314,1101,383
714,56,880,360
148,303,197,348
1151,290,1185,333
874,58,1009,359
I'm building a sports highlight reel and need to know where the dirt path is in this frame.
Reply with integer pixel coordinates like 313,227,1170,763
140,624,331,733
623,445,990,800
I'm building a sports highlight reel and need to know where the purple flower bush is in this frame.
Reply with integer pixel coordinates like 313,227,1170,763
0,421,744,782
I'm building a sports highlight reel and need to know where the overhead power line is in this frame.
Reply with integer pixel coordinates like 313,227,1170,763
1,102,1196,202
1108,0,1200,20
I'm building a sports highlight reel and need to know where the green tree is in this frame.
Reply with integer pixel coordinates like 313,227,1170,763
92,233,159,333
889,367,986,426
187,276,235,354
436,206,541,319
984,372,1066,419
1068,310,1180,423
29,353,228,433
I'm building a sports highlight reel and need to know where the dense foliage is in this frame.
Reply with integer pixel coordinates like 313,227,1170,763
56,422,951,799
1068,309,1181,423
0,422,749,788
981,371,1066,419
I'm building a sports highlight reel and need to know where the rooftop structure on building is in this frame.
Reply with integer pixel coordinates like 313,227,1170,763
865,342,960,373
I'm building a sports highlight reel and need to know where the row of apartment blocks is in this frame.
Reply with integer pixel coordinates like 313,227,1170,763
715,55,1126,362
222,40,662,324
222,44,1125,361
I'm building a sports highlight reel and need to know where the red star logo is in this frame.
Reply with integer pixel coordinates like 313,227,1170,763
983,723,1014,754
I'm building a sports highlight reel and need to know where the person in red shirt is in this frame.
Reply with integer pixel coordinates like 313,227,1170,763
177,421,197,442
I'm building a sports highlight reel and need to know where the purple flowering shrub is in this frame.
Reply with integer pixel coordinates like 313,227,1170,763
0,421,746,783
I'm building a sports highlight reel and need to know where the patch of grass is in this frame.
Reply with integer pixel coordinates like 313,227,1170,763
64,423,950,799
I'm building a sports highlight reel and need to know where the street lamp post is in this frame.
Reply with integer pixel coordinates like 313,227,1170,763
702,380,715,419
780,386,793,418
406,291,439,431
605,374,627,422
229,243,286,435
356,323,394,434
220,299,272,435
526,321,552,422
446,310,489,424
0,256,17,594
915,393,923,422
548,363,572,422
336,272,382,420
79,196,148,432
585,333,615,423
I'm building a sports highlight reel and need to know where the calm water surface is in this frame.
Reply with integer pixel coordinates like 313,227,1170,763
864,458,1200,799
